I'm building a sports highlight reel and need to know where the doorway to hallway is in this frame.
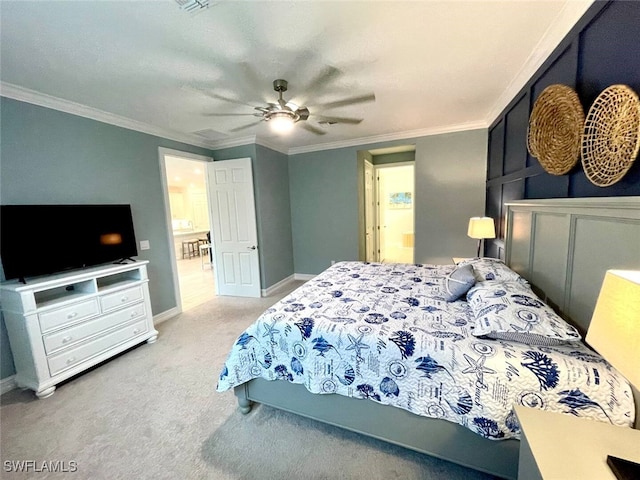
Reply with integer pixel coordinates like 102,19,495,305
161,151,215,311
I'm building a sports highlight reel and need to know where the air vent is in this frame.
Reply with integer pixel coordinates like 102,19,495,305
175,0,209,14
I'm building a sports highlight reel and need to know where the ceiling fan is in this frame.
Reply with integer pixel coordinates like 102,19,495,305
192,77,375,135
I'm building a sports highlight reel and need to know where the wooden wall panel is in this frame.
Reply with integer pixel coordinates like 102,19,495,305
485,1,640,254
487,120,504,180
503,94,530,176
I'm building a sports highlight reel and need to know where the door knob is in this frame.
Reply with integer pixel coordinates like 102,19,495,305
247,246,257,250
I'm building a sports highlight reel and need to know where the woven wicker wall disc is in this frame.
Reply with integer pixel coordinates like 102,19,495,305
581,84,640,187
527,84,584,175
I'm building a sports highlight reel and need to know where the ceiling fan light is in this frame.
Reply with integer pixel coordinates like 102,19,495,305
269,112,295,133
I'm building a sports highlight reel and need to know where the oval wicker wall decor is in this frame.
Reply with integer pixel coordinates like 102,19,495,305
527,84,584,175
581,84,640,187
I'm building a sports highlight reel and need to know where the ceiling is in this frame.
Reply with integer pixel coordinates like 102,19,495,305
0,0,594,155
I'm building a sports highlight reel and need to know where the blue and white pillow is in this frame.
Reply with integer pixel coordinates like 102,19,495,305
466,281,582,345
459,257,527,285
443,264,476,302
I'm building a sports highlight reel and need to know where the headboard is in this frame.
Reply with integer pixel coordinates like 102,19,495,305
504,197,640,335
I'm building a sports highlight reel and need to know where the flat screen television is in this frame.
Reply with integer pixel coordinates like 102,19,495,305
1,204,138,282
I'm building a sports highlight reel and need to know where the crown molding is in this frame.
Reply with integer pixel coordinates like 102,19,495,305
485,0,594,125
286,121,488,155
0,82,218,150
207,135,258,151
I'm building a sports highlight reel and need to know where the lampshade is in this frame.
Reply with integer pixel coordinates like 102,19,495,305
467,217,496,240
586,270,640,389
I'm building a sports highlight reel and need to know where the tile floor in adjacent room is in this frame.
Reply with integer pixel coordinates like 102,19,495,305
176,254,215,311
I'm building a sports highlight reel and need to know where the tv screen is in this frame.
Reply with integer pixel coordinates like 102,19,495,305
1,204,138,281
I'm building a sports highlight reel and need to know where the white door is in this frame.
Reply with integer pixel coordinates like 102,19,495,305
206,158,261,297
364,160,377,262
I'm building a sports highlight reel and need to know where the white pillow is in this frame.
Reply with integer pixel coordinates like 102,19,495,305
466,281,582,345
459,258,527,284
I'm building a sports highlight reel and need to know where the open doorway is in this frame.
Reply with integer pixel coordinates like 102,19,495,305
376,163,414,263
359,145,415,264
159,149,215,311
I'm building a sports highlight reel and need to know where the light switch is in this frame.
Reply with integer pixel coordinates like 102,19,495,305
140,240,150,250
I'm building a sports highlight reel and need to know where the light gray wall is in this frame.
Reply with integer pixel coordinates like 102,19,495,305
0,97,215,379
414,129,488,264
289,148,360,274
289,129,488,274
253,145,294,287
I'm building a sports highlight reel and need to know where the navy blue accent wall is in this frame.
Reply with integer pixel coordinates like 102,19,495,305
485,0,640,258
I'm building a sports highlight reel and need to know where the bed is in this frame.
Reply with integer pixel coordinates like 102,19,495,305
217,197,640,480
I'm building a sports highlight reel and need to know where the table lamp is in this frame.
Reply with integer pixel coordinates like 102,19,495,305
467,217,495,257
586,270,640,480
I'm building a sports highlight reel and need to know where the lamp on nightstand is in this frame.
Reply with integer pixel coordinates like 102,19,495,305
467,217,495,258
586,269,640,479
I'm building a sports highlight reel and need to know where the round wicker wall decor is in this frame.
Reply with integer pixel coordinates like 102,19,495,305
527,84,584,175
581,84,640,187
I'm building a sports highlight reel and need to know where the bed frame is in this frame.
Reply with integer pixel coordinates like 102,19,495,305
235,197,640,480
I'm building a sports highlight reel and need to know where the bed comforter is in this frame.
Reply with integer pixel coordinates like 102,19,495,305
217,262,635,440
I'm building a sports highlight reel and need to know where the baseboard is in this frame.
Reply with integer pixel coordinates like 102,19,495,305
1,375,17,395
153,307,180,326
261,274,295,297
294,273,316,281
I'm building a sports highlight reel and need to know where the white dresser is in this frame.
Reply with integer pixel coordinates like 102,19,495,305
0,261,158,398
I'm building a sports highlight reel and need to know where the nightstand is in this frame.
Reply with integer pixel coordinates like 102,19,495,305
515,405,640,480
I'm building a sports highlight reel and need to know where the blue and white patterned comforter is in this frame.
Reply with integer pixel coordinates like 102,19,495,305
217,262,635,440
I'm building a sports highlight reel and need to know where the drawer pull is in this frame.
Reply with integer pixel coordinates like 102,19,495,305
121,296,129,303
66,357,76,365
61,336,73,344
67,312,78,319
130,311,138,318
133,328,140,334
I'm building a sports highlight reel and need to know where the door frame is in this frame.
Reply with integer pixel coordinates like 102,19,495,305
364,159,377,262
158,147,213,314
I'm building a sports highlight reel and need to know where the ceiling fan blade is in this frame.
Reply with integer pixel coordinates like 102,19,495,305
203,112,258,117
315,115,363,125
229,120,263,132
183,85,256,108
314,93,376,109
237,62,265,94
301,123,327,135
304,66,342,93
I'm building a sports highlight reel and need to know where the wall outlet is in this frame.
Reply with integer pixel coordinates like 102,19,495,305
140,240,150,250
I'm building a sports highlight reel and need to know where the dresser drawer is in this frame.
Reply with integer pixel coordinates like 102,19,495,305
100,285,143,313
42,303,146,355
47,318,148,376
38,299,100,333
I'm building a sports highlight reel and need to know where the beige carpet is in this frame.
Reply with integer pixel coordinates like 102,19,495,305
1,281,495,480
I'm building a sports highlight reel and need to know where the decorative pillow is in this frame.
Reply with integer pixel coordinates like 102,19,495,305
466,281,582,345
459,257,527,284
443,264,475,302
